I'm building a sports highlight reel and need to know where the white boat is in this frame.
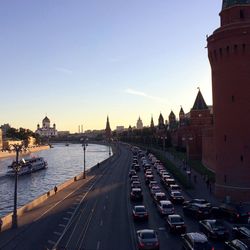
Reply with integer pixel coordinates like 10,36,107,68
7,157,48,176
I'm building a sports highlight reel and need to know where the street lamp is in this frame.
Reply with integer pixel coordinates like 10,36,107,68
81,139,88,179
161,136,167,151
10,143,24,229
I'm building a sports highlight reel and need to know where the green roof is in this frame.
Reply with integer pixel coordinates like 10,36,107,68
222,0,250,9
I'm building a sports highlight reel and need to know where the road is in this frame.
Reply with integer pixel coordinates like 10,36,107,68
1,144,225,250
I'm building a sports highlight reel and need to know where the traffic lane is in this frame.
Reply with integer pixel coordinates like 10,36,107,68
74,146,135,250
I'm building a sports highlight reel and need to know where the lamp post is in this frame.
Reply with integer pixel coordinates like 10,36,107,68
11,143,24,229
161,136,167,151
81,139,88,179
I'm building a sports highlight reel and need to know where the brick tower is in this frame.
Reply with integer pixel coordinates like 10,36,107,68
207,0,250,201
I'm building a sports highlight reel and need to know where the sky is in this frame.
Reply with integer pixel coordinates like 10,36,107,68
0,1,222,132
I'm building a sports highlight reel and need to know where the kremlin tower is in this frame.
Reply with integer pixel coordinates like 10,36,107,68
207,0,250,201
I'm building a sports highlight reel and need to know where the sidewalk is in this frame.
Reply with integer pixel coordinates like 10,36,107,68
0,149,118,249
163,150,220,206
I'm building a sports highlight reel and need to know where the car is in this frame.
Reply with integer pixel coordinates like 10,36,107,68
130,175,139,183
150,185,161,196
168,184,181,194
129,169,136,178
212,203,250,223
163,178,176,188
183,199,211,208
148,181,158,189
225,239,250,250
183,203,211,219
145,170,153,177
232,226,250,239
181,232,213,250
136,229,159,250
132,205,148,221
131,181,141,189
130,188,143,201
134,164,140,171
153,192,167,205
166,214,186,233
169,191,185,204
156,200,174,216
199,219,229,240
145,174,154,184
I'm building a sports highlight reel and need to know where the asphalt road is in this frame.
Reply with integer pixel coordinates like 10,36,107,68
1,144,227,250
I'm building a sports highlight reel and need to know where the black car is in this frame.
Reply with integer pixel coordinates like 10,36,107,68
165,214,186,234
212,203,250,223
225,239,250,250
183,203,211,219
232,226,250,239
199,219,229,240
181,232,213,250
131,181,141,189
136,229,159,250
132,205,148,221
130,188,143,201
134,164,140,172
129,169,136,178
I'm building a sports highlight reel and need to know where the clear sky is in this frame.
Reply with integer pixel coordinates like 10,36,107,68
0,1,222,132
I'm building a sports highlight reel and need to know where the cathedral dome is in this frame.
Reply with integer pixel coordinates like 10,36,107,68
222,0,250,9
42,116,50,123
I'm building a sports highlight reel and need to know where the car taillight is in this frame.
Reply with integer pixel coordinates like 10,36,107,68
211,247,215,250
139,242,145,247
237,214,240,218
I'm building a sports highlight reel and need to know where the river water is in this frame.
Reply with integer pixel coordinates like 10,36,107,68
0,143,111,217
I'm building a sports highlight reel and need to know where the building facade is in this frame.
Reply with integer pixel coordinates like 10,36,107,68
35,116,58,137
136,117,143,129
207,0,250,201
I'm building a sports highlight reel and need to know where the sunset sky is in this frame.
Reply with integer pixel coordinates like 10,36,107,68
0,1,222,132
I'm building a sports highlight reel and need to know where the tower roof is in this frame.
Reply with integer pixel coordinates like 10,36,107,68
222,0,250,9
192,90,208,110
43,116,50,123
179,106,184,115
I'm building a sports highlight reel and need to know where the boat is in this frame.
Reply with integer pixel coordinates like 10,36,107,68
7,157,48,176
65,143,69,146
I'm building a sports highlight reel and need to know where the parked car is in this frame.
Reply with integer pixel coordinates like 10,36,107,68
130,188,143,201
212,203,250,223
232,226,250,239
156,200,174,217
183,203,211,219
169,191,185,204
181,232,213,250
148,181,158,189
225,239,250,250
136,229,159,250
165,214,186,233
132,205,148,221
153,192,167,205
130,175,139,183
199,219,229,240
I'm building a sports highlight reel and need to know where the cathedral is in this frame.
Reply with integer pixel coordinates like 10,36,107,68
35,116,58,137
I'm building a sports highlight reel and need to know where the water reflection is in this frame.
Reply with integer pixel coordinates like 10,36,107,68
0,143,111,217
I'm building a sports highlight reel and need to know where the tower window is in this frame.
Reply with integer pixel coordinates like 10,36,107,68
232,95,235,102
242,44,246,52
240,10,244,19
234,44,238,52
219,48,223,56
226,46,230,54
224,175,227,183
240,155,244,162
224,135,227,142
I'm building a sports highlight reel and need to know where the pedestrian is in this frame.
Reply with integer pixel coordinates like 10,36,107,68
54,186,58,194
0,217,3,232
194,175,197,183
97,162,100,168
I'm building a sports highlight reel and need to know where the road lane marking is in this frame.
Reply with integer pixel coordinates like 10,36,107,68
67,211,73,214
54,231,62,236
103,205,106,210
63,217,70,220
59,224,66,228
100,220,103,226
96,241,101,250
158,227,165,231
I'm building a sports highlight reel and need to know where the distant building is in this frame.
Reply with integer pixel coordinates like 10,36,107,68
105,116,112,140
136,117,143,129
57,131,70,137
116,126,125,133
35,116,58,137
0,128,3,151
0,124,11,138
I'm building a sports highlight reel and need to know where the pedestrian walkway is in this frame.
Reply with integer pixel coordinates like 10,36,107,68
0,149,119,250
163,150,220,206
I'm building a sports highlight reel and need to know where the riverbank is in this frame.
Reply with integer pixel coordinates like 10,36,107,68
0,145,50,160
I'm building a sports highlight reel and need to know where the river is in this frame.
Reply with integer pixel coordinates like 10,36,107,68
0,143,111,217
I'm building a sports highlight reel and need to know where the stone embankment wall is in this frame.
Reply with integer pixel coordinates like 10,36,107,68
0,145,50,160
1,144,117,231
